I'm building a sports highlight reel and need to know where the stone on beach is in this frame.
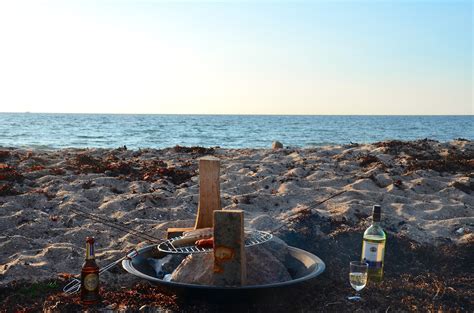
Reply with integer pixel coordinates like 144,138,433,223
272,141,283,149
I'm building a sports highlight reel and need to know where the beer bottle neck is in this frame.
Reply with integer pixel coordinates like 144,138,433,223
86,242,95,260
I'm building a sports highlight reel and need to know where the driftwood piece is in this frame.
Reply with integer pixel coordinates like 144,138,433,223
213,210,246,286
194,156,221,229
166,227,193,239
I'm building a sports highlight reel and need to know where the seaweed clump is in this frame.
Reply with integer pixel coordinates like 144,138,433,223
406,155,474,174
141,160,195,185
68,153,136,176
67,152,196,185
173,145,215,155
0,150,11,162
69,153,107,173
375,139,441,160
358,154,381,167
375,139,473,175
0,183,19,196
0,163,23,182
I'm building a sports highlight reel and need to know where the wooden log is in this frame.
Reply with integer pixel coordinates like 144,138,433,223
166,227,194,239
213,210,246,286
194,156,221,229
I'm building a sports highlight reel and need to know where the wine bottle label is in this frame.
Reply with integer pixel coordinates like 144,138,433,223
84,273,99,291
362,240,384,269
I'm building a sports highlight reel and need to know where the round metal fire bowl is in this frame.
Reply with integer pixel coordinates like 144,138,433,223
122,244,325,300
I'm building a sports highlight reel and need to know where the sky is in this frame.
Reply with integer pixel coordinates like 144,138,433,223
0,0,472,115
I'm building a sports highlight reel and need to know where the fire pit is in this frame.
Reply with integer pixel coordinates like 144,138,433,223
122,243,325,298
121,157,326,298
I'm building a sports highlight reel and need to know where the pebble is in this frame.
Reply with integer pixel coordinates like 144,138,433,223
272,141,283,149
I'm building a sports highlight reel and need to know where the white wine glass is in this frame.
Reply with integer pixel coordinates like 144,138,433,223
348,261,368,301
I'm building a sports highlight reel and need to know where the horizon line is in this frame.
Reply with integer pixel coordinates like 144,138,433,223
1,112,473,117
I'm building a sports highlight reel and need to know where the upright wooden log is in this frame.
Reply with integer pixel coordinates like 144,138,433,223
194,156,221,229
213,210,246,286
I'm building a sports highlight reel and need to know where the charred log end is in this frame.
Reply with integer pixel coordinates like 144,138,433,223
213,210,246,286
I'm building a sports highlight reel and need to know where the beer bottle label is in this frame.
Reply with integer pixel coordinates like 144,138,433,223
84,273,99,291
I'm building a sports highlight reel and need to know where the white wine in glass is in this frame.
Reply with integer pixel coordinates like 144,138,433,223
350,272,368,291
348,261,368,301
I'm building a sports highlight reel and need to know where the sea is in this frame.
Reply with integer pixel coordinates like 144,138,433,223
0,113,472,149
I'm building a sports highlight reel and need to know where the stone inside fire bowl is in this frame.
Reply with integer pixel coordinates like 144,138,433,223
121,243,325,293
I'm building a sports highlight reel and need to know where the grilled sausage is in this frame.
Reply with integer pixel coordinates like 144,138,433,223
195,237,214,248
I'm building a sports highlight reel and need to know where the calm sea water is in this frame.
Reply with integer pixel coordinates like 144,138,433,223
0,113,472,149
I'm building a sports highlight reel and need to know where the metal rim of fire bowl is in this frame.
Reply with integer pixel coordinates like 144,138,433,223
122,244,325,290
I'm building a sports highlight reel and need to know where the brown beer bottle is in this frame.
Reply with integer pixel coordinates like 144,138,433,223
81,237,100,305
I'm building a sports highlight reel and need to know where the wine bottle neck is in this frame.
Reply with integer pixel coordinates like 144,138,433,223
372,205,381,223
86,242,95,260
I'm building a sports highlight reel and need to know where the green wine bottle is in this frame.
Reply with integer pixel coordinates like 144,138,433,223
361,205,386,282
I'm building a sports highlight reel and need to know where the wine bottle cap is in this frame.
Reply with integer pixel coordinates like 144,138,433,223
373,205,381,222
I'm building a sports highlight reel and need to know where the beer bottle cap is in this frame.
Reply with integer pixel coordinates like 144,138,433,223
373,205,381,222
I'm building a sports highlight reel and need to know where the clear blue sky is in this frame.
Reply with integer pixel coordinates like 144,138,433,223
0,0,472,114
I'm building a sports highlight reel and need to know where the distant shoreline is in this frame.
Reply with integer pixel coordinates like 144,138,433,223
1,112,473,116
0,138,473,152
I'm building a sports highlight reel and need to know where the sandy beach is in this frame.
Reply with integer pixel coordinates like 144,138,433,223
1,0,471,310
0,139,473,311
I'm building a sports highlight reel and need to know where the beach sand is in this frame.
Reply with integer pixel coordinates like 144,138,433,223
0,139,472,310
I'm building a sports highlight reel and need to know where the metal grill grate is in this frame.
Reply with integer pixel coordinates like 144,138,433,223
157,230,273,254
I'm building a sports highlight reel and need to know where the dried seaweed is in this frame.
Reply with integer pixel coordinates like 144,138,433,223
27,165,46,172
11,283,179,312
406,155,473,174
49,167,66,175
65,152,196,184
106,161,136,176
0,150,10,162
142,165,195,185
69,153,107,173
173,145,215,155
0,183,19,196
5,228,472,312
375,139,473,175
0,163,23,182
375,139,442,160
358,154,380,167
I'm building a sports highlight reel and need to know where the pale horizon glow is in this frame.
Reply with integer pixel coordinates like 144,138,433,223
0,1,472,115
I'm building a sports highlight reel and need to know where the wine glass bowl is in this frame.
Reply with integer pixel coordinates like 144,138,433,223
348,261,368,301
